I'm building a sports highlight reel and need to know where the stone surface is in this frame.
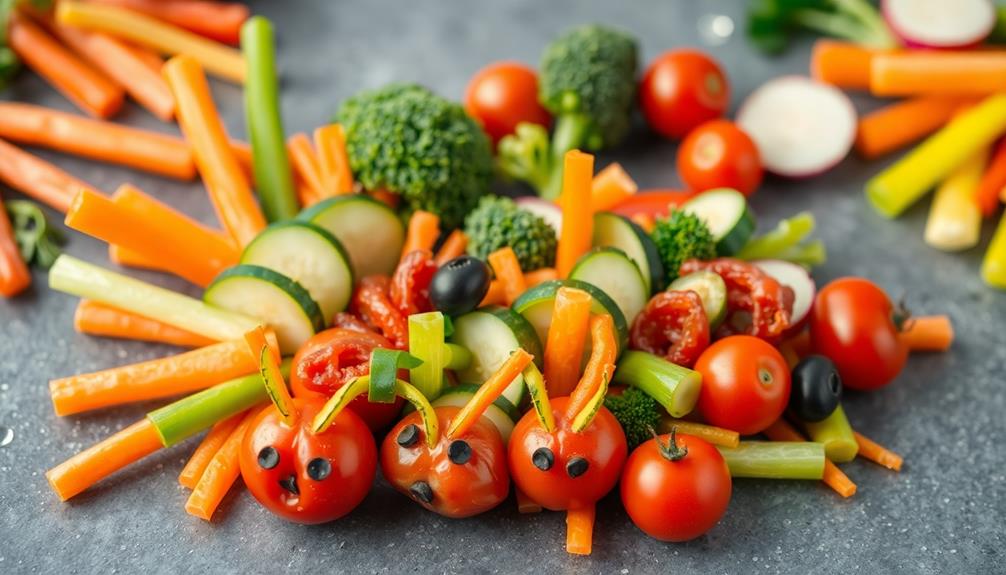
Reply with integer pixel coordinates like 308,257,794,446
1,1,1004,573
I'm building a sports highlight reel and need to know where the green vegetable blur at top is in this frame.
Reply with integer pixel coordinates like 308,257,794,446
464,195,558,271
497,24,638,200
747,0,897,55
736,212,827,267
336,84,493,229
650,210,716,283
0,0,22,90
604,386,662,449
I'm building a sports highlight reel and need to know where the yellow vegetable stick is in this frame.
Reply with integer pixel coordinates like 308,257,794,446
924,148,986,252
982,212,1006,289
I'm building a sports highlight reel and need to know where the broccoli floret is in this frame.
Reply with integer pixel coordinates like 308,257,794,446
497,24,638,200
336,84,493,229
651,210,717,283
464,195,557,271
604,387,661,449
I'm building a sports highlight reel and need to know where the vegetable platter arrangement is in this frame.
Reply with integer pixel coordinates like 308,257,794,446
0,0,961,559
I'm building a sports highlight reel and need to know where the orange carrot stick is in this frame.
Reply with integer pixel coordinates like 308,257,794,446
108,244,165,272
434,230,469,266
764,419,856,498
556,150,595,278
543,287,592,398
524,267,557,288
7,11,123,118
0,138,99,213
287,133,324,201
49,337,261,416
226,139,256,187
0,196,31,298
566,314,617,416
487,247,527,306
185,409,257,521
446,348,534,438
566,505,595,555
45,419,163,501
74,299,216,348
630,213,655,233
976,138,1006,217
314,124,354,197
368,189,400,209
178,411,245,489
853,431,903,471
164,55,266,246
871,51,1006,96
88,0,249,45
479,279,506,307
591,162,637,212
900,315,954,352
401,210,440,259
810,40,879,91
855,97,964,160
124,42,165,74
659,419,740,448
515,487,542,514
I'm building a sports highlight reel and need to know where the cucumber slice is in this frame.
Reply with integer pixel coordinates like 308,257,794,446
297,195,405,278
681,188,756,256
204,264,323,354
569,247,649,326
448,307,542,406
512,279,629,354
668,270,728,328
241,222,354,324
433,383,518,442
592,211,665,293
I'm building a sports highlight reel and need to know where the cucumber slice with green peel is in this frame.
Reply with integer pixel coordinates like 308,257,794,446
512,279,629,354
681,188,756,256
569,247,649,326
592,211,665,293
204,264,323,355
297,195,405,278
433,384,517,443
241,222,354,324
668,270,728,328
448,306,542,406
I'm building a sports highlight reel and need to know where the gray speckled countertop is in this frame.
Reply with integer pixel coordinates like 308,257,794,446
1,1,1004,573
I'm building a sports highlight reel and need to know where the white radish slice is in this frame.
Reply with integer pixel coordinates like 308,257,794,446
884,0,995,49
736,76,856,178
515,196,562,233
754,259,816,331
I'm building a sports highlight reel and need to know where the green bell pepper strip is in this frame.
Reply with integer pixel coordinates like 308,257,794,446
369,348,422,403
716,441,825,479
612,351,702,418
736,212,816,261
801,404,859,463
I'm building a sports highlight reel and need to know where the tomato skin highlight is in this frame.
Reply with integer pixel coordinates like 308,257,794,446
621,433,731,542
809,277,908,391
695,335,791,435
677,119,763,197
640,50,730,140
464,62,551,145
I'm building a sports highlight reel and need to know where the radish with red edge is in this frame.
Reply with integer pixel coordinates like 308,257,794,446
736,76,856,178
515,196,562,234
884,0,995,49
754,259,815,334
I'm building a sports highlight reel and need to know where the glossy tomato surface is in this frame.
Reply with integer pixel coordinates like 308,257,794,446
677,119,763,196
464,62,551,145
640,50,730,139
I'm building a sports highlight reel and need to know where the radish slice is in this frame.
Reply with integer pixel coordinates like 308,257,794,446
754,259,815,331
515,196,562,233
736,76,856,178
884,0,995,49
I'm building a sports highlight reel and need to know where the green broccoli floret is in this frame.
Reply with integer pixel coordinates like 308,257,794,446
604,387,661,449
651,210,716,283
336,83,493,229
464,195,557,271
498,24,638,200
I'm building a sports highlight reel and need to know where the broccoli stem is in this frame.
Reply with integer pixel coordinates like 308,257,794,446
496,114,597,200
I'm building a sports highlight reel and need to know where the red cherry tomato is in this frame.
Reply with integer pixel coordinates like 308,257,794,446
239,399,377,524
621,431,731,542
695,335,791,435
381,406,509,518
640,50,730,140
464,62,551,145
390,249,437,316
630,290,710,367
809,277,909,391
677,119,763,197
291,328,404,431
508,397,627,511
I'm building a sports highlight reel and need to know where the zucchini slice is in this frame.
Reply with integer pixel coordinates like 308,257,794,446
668,270,728,329
592,211,664,293
681,188,756,256
512,279,629,354
297,195,405,278
433,383,518,443
569,247,649,326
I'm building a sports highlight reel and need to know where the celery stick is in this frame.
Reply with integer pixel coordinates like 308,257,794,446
717,441,825,479
612,351,702,418
736,212,815,261
982,211,1006,289
49,255,259,341
801,404,859,463
409,312,446,399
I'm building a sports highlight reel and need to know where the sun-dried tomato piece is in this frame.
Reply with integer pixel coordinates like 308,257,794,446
630,290,710,367
351,276,409,348
390,249,437,316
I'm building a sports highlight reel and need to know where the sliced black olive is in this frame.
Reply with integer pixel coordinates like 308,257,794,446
257,446,280,470
566,457,589,478
409,480,434,504
279,474,299,495
306,458,332,481
789,355,843,422
397,424,420,447
531,447,554,471
429,256,491,316
448,440,472,464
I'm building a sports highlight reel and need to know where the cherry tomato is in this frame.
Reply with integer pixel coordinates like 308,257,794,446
464,62,551,145
621,431,731,542
630,290,710,367
640,50,730,140
809,277,909,391
239,399,377,524
390,249,437,316
351,276,409,348
694,335,791,435
677,120,763,197
508,397,627,511
291,328,404,431
609,189,697,218
381,406,509,518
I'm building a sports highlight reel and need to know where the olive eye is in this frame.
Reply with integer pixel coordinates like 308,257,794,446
306,457,332,481
448,440,472,464
410,480,434,504
257,446,279,470
532,447,554,471
397,424,420,447
566,456,589,478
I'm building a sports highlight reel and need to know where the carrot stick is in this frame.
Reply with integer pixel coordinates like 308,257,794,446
74,300,216,348
164,55,265,246
0,138,99,213
524,267,557,288
659,419,740,448
543,287,592,398
433,230,468,266
591,162,637,212
900,315,954,352
565,505,595,555
0,196,32,297
515,487,542,514
870,51,1006,96
556,150,595,278
57,1,246,84
287,133,324,202
479,279,506,307
108,244,164,272
975,138,1006,217
185,409,257,521
446,348,534,439
7,10,123,118
123,42,165,74
487,247,526,306
178,411,245,489
45,419,163,502
855,97,964,160
566,314,617,416
853,431,903,472
369,189,399,210
401,210,440,259
810,40,879,91
226,139,256,187
49,338,260,416
764,419,856,498
87,0,249,45
630,213,655,233
314,124,354,196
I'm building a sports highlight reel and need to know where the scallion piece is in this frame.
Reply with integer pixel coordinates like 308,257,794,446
369,348,421,404
408,312,446,399
801,404,858,463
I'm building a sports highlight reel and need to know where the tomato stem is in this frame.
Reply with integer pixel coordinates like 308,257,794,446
891,296,912,332
651,425,688,462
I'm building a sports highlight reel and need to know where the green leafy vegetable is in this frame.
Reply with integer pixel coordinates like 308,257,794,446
5,200,64,269
747,0,897,55
650,210,716,283
464,195,558,271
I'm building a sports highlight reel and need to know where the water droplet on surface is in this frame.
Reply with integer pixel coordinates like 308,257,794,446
0,426,13,447
697,14,734,46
